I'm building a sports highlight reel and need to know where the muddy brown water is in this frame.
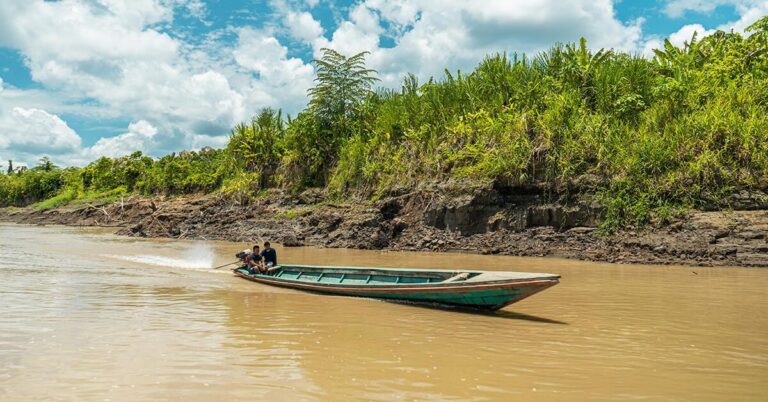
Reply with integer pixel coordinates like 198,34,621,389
0,223,766,401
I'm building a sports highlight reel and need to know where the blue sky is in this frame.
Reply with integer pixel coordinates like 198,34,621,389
0,0,765,167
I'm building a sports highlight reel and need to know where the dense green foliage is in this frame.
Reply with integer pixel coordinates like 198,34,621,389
0,157,68,206
2,22,768,229
0,150,229,208
281,48,379,188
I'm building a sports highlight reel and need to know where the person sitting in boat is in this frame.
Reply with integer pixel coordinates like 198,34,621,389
247,245,265,274
260,241,277,269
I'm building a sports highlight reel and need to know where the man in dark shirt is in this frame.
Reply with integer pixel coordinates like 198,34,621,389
247,245,264,274
260,241,277,268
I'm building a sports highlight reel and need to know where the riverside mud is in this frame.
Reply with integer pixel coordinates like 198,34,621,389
1,188,767,267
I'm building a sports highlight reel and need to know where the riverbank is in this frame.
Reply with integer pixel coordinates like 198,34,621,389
1,187,767,267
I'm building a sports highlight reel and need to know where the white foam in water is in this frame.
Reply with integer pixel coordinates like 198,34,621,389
104,244,215,269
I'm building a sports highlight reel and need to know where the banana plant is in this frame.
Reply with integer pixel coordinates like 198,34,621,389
563,37,613,108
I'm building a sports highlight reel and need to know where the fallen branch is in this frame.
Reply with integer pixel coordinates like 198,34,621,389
86,203,110,223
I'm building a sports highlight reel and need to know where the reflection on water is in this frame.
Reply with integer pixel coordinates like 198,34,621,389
1,223,767,401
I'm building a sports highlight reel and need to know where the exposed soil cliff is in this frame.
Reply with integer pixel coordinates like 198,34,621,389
2,185,767,267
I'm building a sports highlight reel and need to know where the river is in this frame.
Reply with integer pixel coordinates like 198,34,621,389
0,223,766,401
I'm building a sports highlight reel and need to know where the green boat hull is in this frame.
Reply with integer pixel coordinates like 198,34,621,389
233,264,559,311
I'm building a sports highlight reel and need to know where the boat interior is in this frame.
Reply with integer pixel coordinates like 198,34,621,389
274,267,475,285
237,265,558,286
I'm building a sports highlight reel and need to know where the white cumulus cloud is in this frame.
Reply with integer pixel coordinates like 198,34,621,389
0,107,82,154
669,24,715,47
86,120,158,158
285,11,325,43
233,28,315,112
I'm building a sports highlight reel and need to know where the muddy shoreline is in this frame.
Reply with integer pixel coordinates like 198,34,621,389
2,189,767,267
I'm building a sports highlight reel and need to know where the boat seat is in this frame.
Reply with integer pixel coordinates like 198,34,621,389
442,272,470,283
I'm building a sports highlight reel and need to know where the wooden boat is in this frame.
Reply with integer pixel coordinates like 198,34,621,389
233,264,559,310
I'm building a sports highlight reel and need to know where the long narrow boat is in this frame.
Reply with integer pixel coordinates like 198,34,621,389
233,264,559,311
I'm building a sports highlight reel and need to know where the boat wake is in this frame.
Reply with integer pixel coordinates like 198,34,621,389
103,245,215,269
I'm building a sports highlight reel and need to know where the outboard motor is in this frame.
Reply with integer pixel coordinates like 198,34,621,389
235,250,251,271
235,250,249,260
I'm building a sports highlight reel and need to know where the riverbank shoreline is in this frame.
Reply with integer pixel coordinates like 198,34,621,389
2,189,767,268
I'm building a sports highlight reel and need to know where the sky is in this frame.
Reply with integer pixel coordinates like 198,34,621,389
0,0,765,168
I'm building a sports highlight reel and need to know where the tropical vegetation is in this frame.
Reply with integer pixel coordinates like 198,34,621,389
2,20,768,230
